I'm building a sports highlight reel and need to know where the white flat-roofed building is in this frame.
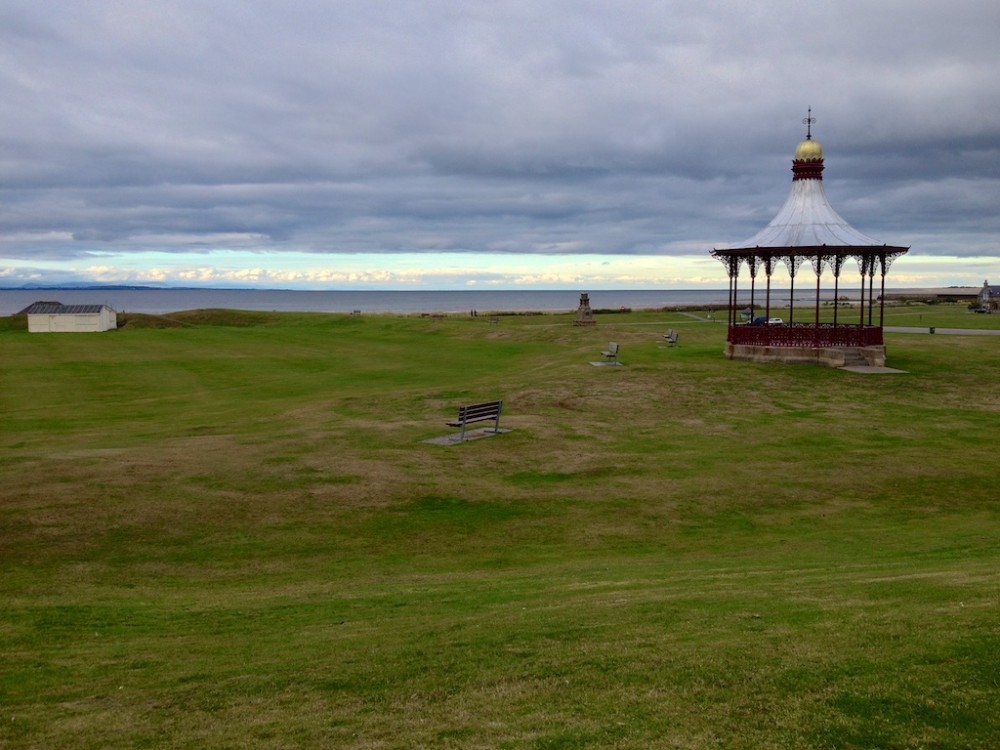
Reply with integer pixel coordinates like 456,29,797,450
20,301,118,333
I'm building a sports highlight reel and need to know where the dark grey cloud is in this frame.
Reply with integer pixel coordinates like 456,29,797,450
1,0,998,279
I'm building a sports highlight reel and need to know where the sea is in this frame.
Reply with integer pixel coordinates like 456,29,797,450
1,288,738,317
1,286,925,317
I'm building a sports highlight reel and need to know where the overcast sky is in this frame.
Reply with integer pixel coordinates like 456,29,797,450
2,0,998,290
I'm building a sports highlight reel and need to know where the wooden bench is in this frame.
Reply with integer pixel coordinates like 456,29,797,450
601,342,619,361
447,399,503,441
664,330,679,347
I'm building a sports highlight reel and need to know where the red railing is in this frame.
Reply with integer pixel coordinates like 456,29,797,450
728,324,883,348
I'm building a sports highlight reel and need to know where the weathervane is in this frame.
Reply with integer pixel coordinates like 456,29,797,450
802,106,816,140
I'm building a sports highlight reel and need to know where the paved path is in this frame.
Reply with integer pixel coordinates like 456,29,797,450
885,326,1000,336
678,311,713,322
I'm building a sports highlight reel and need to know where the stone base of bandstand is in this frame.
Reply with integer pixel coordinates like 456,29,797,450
725,343,887,368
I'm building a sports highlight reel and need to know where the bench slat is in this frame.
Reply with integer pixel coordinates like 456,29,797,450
459,403,500,417
446,400,503,435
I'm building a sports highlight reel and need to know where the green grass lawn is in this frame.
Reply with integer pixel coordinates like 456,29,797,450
2,305,998,749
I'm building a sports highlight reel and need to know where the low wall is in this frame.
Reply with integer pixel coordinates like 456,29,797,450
728,324,883,348
725,343,886,368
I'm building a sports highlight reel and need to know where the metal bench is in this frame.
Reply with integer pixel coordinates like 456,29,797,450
447,399,503,441
601,342,619,361
664,330,679,347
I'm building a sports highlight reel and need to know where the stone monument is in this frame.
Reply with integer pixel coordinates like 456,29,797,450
575,292,595,325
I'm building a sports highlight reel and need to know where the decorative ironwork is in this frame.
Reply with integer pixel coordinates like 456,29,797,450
831,252,848,278
781,254,805,278
879,250,907,275
855,253,876,278
715,253,741,278
729,323,884,348
809,252,829,277
802,107,816,139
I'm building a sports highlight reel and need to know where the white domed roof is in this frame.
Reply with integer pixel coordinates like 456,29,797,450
724,177,885,248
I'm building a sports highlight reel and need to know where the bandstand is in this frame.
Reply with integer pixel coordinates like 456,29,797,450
711,113,908,367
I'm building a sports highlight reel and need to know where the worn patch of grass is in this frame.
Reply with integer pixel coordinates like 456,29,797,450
1,306,998,748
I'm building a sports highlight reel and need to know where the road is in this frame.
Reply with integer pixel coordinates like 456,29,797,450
884,326,1000,336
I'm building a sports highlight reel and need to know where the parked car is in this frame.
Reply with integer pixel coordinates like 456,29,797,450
767,317,784,325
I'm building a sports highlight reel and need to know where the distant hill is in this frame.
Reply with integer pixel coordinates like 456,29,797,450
0,284,266,291
0,283,167,291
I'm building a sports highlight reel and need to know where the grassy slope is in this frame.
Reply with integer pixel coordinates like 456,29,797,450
1,306,998,749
